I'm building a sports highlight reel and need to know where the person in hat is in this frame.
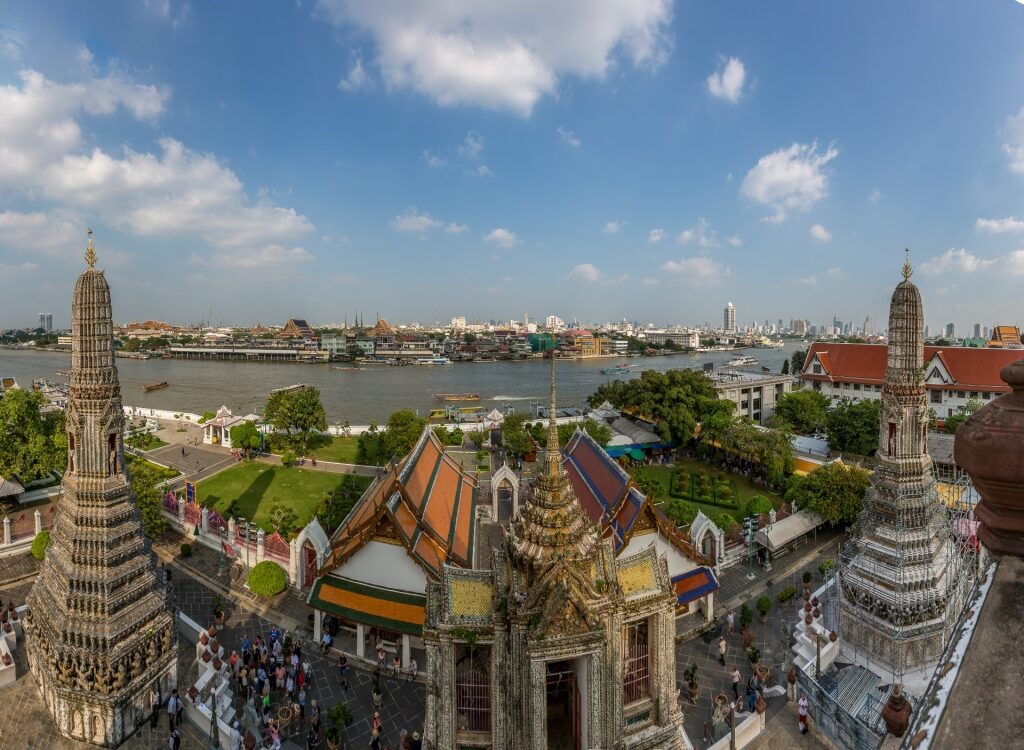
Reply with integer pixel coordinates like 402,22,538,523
409,731,422,750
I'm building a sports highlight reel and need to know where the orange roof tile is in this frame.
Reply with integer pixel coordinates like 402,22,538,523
450,477,475,564
404,437,441,511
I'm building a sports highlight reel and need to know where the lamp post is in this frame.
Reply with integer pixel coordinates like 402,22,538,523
243,521,251,577
209,679,220,749
729,700,737,750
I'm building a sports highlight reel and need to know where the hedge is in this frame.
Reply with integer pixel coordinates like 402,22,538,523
248,560,287,598
31,531,51,561
668,470,739,509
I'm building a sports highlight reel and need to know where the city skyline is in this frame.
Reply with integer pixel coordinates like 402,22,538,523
1,1,1023,327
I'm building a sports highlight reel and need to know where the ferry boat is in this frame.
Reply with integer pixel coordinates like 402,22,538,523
415,357,452,365
143,381,169,392
723,355,760,368
330,366,361,371
116,351,151,360
433,392,481,402
600,362,637,375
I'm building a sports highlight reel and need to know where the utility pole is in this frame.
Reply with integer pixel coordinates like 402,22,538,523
746,516,756,580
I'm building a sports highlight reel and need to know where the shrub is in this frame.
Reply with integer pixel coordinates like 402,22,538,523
747,646,761,665
802,571,813,584
756,595,772,615
180,543,192,557
739,604,753,628
248,561,287,598
749,495,774,516
665,499,697,527
31,530,51,561
776,586,796,604
281,450,296,468
819,559,835,577
714,512,737,533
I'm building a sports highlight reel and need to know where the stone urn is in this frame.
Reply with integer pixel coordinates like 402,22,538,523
755,664,770,684
829,630,838,643
201,649,211,664
2,623,11,634
955,359,1024,556
804,601,812,614
881,685,912,737
2,653,11,666
243,731,257,750
213,657,223,671
805,614,813,626
813,607,821,619
755,694,767,715
199,632,209,647
208,625,218,639
811,596,819,608
787,665,797,686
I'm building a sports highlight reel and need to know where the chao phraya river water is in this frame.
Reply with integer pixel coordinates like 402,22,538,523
1,345,800,423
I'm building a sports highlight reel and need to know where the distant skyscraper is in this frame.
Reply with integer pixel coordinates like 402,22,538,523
723,302,736,333
973,323,982,338
945,322,956,339
37,312,53,331
864,315,874,337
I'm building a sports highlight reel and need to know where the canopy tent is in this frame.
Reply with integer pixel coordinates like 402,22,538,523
754,510,825,553
0,476,25,499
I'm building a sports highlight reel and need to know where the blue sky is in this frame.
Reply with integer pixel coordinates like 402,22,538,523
1,0,1023,332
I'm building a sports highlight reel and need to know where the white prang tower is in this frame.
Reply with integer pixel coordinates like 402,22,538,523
838,252,965,682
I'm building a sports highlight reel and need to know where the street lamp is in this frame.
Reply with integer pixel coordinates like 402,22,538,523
243,520,251,577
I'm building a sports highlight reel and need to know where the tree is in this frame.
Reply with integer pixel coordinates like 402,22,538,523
784,462,871,525
230,420,263,458
0,388,66,482
748,495,774,515
500,412,534,458
263,387,327,452
378,409,427,460
825,399,881,455
533,418,614,448
781,359,790,375
791,348,808,375
774,391,829,434
126,457,170,539
944,398,983,434
588,369,730,445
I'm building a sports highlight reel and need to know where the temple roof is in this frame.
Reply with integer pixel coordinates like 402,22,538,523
319,426,477,579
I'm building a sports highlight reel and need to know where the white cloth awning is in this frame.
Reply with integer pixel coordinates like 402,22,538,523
754,510,825,552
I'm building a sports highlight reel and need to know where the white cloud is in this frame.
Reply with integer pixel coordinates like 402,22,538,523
920,248,997,274
391,208,442,233
868,188,882,203
315,0,674,116
557,126,581,148
641,276,660,288
675,217,718,247
0,28,25,60
661,255,727,283
474,164,492,177
795,275,818,285
726,235,742,247
338,52,370,91
809,223,832,242
0,260,40,276
976,216,1024,233
603,220,624,235
825,267,845,279
0,210,82,256
445,222,468,234
706,56,746,103
741,141,839,222
211,244,313,270
1003,106,1024,174
484,227,519,248
422,150,446,167
0,67,313,266
567,263,603,283
648,228,664,243
458,131,484,160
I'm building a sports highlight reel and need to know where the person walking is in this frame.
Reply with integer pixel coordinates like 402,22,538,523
718,635,727,665
409,731,422,750
393,654,402,679
730,666,741,702
166,689,179,731
798,693,810,734
726,610,735,637
150,686,161,729
372,711,383,735
408,657,418,682
168,728,181,750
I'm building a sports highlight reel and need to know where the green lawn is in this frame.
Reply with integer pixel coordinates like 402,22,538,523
196,462,372,534
635,458,781,526
269,434,382,465
126,455,180,482
127,433,169,451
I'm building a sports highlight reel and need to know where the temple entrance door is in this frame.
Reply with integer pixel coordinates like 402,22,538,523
497,484,513,524
546,660,580,750
302,541,317,589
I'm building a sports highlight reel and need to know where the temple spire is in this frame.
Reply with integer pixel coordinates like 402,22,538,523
902,247,912,281
546,346,561,477
85,227,96,268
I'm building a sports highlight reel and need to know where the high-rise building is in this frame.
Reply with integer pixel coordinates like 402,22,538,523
450,316,466,329
973,323,982,338
545,315,565,330
945,322,956,339
723,302,736,333
838,254,967,680
864,314,874,337
37,312,53,331
25,232,177,746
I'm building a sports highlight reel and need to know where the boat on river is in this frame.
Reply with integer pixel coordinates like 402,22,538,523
433,392,480,402
600,362,636,375
143,381,169,392
723,355,760,368
415,357,452,365
331,366,361,371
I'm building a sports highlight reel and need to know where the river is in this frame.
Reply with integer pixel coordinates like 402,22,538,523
0,344,802,423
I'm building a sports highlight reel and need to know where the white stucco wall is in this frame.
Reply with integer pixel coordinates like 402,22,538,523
334,540,425,593
620,531,698,578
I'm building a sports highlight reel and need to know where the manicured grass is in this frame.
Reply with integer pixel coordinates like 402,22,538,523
127,433,169,451
196,462,372,533
635,459,781,525
126,455,180,482
309,435,361,463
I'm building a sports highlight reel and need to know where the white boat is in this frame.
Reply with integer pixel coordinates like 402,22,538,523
415,357,452,365
0,376,18,396
723,355,759,368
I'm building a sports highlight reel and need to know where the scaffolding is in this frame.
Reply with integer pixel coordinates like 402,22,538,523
835,468,980,690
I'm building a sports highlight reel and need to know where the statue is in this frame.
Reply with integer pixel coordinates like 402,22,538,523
161,627,172,654
111,663,127,692
130,649,143,677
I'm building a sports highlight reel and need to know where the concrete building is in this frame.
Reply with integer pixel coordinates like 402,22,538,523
37,312,53,331
710,370,793,423
723,302,736,333
799,342,1022,418
645,330,699,349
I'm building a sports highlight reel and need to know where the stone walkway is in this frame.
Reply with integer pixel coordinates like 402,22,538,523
677,541,841,748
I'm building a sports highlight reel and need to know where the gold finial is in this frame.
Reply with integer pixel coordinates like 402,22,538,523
902,247,912,281
85,228,97,268
546,342,561,477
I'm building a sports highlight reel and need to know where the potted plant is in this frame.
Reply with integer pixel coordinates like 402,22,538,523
741,626,756,649
371,666,383,708
802,570,812,593
755,663,770,684
739,604,753,630
325,699,353,748
683,663,700,701
212,595,225,624
756,595,772,623
746,646,761,665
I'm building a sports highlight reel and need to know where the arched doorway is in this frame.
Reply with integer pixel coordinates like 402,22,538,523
303,540,318,589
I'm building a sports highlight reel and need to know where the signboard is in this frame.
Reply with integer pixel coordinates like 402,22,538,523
185,481,196,505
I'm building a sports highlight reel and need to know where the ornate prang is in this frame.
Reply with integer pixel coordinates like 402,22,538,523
85,227,97,268
24,245,177,747
902,246,912,281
